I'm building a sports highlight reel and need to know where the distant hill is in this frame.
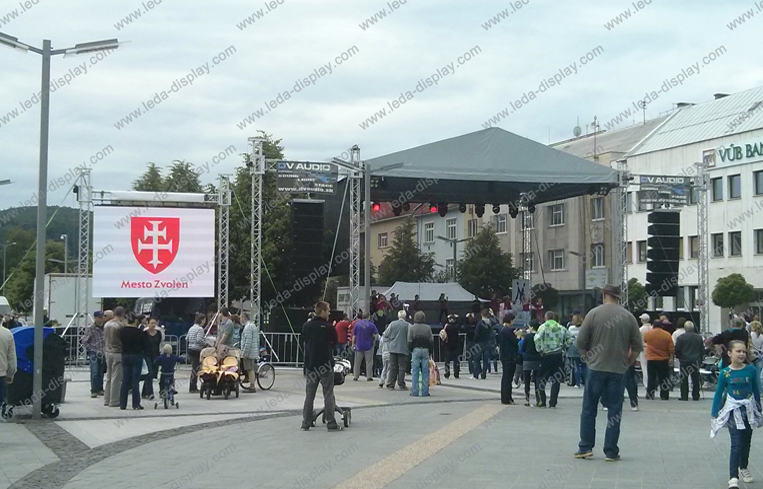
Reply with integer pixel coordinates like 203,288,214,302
0,206,83,247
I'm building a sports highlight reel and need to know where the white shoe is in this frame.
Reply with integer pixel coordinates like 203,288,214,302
602,406,608,411
728,477,739,488
739,468,753,483
631,405,639,411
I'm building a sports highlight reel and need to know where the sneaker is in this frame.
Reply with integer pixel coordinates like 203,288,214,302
327,425,343,432
367,378,374,382
97,391,104,396
605,455,621,462
300,425,310,431
602,406,608,411
739,468,753,483
91,393,98,398
536,402,546,408
631,405,639,411
728,477,740,489
574,450,593,459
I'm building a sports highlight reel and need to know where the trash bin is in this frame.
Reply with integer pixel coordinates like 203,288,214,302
4,326,67,419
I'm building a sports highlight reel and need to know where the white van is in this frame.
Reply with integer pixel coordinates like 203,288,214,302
0,296,11,317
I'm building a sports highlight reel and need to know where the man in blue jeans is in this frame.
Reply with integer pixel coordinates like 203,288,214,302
81,311,107,398
574,285,642,461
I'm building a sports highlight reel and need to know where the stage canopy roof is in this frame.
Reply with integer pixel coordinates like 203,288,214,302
381,281,486,302
365,127,620,206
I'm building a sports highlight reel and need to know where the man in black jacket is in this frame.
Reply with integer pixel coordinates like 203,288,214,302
675,321,704,401
499,312,520,404
300,301,341,431
471,309,492,379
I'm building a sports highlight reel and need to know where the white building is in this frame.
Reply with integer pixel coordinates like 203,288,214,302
624,87,763,333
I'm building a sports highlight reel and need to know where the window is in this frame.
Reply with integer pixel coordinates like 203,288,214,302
549,204,565,226
689,185,698,205
446,218,457,239
493,214,507,234
676,286,686,310
712,233,724,257
757,229,763,254
626,192,633,214
591,197,605,220
689,286,698,310
467,219,478,238
592,243,605,267
550,249,565,270
678,237,684,260
712,178,723,201
523,213,534,230
424,222,434,243
625,242,633,264
729,175,741,200
445,259,454,278
637,241,647,263
690,235,699,259
522,253,534,273
654,295,664,310
637,192,648,211
377,232,388,249
730,231,742,256
755,171,763,196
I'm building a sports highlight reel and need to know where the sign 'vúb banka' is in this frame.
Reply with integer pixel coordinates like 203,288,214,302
717,141,763,164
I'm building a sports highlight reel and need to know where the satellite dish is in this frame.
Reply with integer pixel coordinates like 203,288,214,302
573,126,582,137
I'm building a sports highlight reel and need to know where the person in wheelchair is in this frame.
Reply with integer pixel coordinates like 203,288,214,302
154,344,185,405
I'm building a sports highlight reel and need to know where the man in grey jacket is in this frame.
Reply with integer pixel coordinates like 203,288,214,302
103,306,125,408
0,325,17,415
384,310,410,390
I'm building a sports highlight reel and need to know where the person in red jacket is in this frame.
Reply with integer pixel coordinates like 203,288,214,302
335,314,350,356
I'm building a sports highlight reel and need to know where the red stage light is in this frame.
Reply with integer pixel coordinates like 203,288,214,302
372,202,381,212
429,204,437,213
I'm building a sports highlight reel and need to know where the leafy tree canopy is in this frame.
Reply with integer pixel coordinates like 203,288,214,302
378,218,435,285
712,273,755,309
458,226,519,299
626,278,648,312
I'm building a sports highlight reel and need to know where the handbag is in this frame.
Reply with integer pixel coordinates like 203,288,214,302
140,358,149,376
439,328,448,342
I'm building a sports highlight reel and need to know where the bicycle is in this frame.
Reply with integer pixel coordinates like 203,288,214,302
240,355,275,391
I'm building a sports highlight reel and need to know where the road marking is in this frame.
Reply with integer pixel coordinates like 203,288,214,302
331,403,505,489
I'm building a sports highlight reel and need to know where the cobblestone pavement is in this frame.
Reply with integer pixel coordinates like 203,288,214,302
1,366,752,489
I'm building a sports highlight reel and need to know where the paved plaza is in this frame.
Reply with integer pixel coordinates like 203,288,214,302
0,366,756,489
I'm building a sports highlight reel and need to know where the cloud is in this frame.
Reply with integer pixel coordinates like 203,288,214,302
1,0,762,211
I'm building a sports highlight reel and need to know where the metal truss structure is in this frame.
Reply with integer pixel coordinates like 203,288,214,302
522,208,533,283
614,160,629,306
695,160,709,333
217,175,231,308
348,146,362,318
250,138,265,329
74,168,92,363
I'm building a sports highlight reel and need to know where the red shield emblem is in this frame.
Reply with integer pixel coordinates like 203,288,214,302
131,217,180,274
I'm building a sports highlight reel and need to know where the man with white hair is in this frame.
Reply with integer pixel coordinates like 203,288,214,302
384,310,410,390
638,313,651,388
674,321,704,401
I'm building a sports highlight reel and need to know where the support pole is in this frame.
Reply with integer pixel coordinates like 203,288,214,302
696,160,709,332
364,156,371,317
75,168,92,365
32,39,52,420
613,161,629,306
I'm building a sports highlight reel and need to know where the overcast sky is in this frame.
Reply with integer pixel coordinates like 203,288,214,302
1,0,761,211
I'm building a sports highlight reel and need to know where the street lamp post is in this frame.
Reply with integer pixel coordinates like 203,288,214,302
0,31,121,420
2,241,17,290
60,234,67,274
436,235,470,282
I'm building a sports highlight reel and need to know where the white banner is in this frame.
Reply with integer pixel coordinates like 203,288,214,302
92,207,215,298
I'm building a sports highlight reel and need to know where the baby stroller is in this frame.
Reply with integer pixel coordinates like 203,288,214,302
198,347,220,400
311,356,353,428
218,352,241,399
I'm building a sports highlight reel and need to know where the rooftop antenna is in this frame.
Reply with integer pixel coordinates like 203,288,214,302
592,116,600,160
573,117,582,137
637,100,647,124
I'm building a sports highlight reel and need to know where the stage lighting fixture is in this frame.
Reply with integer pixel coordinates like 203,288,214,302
475,204,485,218
509,206,519,219
393,206,402,216
458,203,467,213
403,203,410,211
429,204,438,213
492,204,501,214
438,203,448,217
372,202,381,212
527,203,536,214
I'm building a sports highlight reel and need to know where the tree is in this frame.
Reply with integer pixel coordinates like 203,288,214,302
626,278,648,312
378,218,435,285
712,273,755,310
132,163,164,191
457,226,519,298
4,238,66,312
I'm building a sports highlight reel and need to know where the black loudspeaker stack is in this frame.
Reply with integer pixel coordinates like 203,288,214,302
645,210,680,296
290,201,324,305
